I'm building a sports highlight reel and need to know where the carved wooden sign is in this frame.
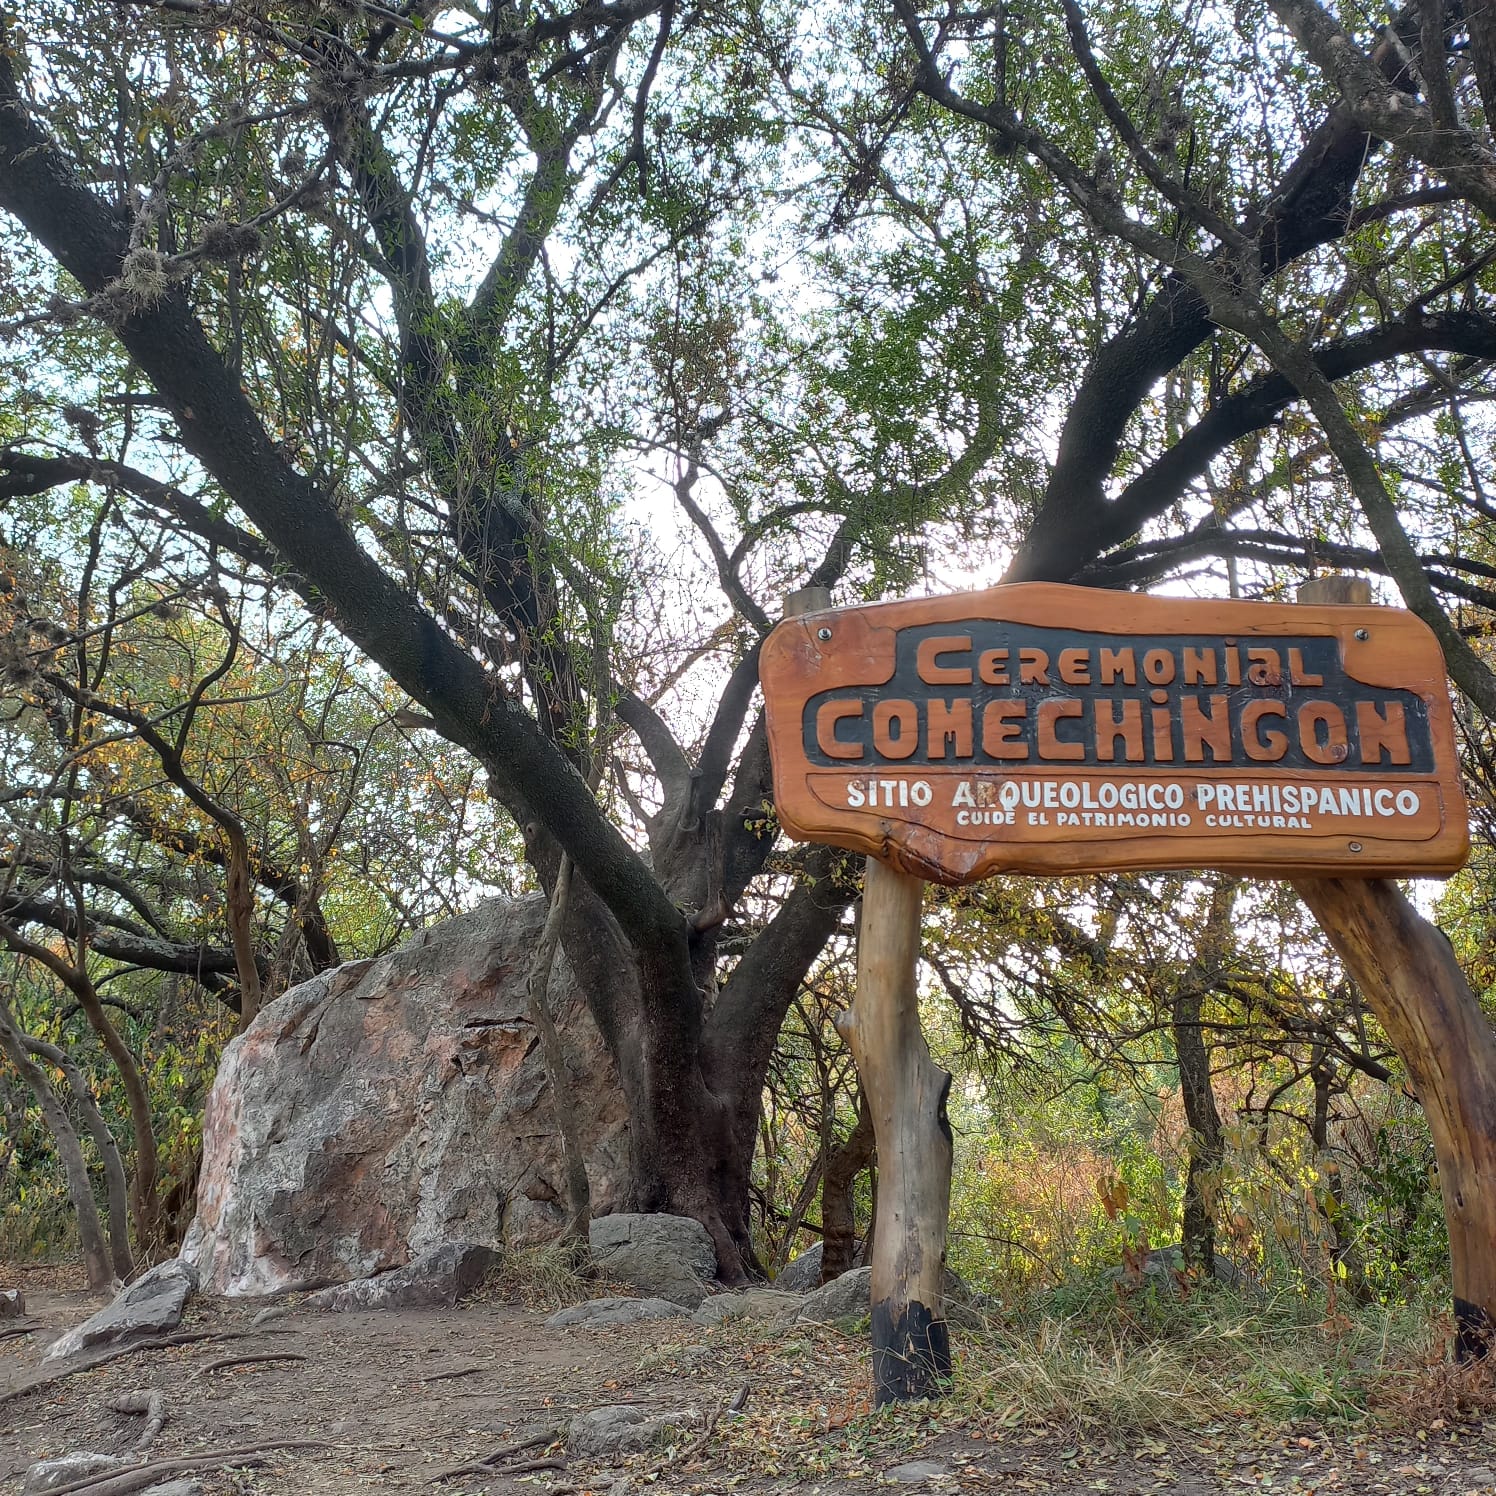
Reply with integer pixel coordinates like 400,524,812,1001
760,583,1469,882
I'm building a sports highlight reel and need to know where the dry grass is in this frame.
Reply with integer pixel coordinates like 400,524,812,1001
1369,1335,1496,1427
951,1285,1491,1432
479,1239,594,1310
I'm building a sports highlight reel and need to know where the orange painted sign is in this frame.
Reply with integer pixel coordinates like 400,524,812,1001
760,584,1468,882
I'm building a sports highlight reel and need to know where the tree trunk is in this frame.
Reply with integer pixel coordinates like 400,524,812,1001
835,857,952,1404
0,1004,113,1290
224,825,263,1031
1309,1051,1373,1305
22,1033,134,1279
821,1095,875,1282
1172,982,1223,1278
67,974,161,1248
1293,876,1496,1357
1171,879,1233,1277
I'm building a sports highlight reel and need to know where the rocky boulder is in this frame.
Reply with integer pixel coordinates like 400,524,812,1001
44,1258,196,1362
183,897,629,1296
795,1265,983,1328
691,1288,801,1325
303,1242,497,1312
775,1240,864,1293
588,1213,717,1307
1104,1244,1251,1293
797,1266,872,1325
568,1405,697,1458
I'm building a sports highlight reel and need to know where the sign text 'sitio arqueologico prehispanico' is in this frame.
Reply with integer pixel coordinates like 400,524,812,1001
759,584,1468,882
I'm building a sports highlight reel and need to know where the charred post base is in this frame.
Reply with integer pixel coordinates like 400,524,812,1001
872,1297,953,1403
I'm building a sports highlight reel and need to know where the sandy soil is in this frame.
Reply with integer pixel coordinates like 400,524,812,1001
3,1262,1495,1496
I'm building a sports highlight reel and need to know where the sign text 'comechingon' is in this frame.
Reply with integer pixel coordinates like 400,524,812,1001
760,585,1467,882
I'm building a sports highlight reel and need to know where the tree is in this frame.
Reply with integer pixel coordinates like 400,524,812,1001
3,0,1496,1310
0,0,868,1280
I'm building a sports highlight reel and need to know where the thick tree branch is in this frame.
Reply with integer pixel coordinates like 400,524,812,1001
0,38,690,967
1092,310,1496,554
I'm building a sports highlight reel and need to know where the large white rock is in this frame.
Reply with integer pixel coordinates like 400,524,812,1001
183,897,629,1296
23,1454,127,1492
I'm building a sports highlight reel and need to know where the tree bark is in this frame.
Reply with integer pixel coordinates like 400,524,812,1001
0,1002,113,1290
21,1033,134,1279
821,1095,875,1283
1172,981,1224,1278
1171,880,1233,1276
835,858,952,1403
1309,1050,1373,1304
1293,876,1496,1357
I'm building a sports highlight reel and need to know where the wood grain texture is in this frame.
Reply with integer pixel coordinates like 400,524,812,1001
834,858,952,1402
761,583,1467,882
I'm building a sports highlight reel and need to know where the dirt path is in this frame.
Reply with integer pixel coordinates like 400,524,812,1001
3,1265,1494,1495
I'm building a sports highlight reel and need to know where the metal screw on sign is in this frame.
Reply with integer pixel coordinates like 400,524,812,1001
1349,842,1363,853
1355,628,1370,641
817,627,832,641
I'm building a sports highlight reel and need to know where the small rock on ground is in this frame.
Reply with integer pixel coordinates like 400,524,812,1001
887,1459,948,1484
23,1454,128,1493
691,1288,801,1325
43,1258,198,1362
546,1296,690,1329
141,1482,204,1496
303,1242,497,1312
0,1287,24,1317
568,1405,696,1457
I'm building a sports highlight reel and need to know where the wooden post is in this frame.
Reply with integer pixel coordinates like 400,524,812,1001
1296,575,1373,607
1291,876,1496,1356
835,855,953,1403
1294,576,1496,1355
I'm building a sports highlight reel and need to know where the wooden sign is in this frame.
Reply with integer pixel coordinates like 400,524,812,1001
760,583,1469,882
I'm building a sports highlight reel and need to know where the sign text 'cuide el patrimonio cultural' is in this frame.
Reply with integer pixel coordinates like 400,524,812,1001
760,584,1468,882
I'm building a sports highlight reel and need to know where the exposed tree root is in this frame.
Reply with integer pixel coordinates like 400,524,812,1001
200,1350,307,1375
0,1319,41,1342
40,1438,329,1496
0,1327,294,1407
427,1429,560,1483
107,1388,166,1450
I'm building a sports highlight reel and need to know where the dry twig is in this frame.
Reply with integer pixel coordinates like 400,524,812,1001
418,1364,484,1383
